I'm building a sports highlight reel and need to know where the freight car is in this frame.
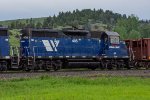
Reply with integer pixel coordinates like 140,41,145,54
125,38,150,69
18,28,129,71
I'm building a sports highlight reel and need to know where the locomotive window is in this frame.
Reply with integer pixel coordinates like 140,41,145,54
0,30,8,36
32,31,59,37
110,36,119,44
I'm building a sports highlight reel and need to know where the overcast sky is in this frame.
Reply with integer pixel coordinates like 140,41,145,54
0,0,149,21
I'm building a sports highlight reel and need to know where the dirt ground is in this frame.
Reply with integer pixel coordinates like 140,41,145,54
0,69,150,80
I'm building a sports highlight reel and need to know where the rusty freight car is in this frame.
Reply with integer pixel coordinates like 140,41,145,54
125,38,150,69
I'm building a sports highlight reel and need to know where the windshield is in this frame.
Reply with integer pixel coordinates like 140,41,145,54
110,36,119,44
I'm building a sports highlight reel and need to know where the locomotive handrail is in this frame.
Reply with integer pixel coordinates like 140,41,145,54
10,46,13,56
10,46,20,56
9,46,20,65
129,46,135,61
25,47,30,56
33,46,36,63
16,47,20,65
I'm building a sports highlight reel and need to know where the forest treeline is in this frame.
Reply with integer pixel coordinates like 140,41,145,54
0,9,150,39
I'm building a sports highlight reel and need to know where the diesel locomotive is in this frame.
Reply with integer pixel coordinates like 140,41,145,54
1,27,147,71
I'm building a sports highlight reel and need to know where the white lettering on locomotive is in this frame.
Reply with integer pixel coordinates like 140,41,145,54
42,40,60,52
72,39,78,43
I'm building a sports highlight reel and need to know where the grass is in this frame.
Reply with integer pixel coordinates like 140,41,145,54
0,76,149,100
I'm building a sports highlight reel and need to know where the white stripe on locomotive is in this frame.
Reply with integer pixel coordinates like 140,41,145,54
50,40,57,51
42,40,53,51
42,40,60,52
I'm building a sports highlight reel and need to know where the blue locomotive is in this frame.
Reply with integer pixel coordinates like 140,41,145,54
0,27,11,71
19,28,129,71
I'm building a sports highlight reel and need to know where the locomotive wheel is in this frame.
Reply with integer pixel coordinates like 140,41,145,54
146,63,150,69
0,62,8,71
52,64,60,71
147,65,150,69
53,65,58,71
107,64,113,70
44,65,51,71
45,62,52,71
125,62,131,70
126,66,131,70
44,66,51,71
52,60,62,71
91,67,97,70
88,66,97,70
103,63,108,69
99,63,105,70
22,63,31,72
134,62,140,69
116,64,121,70
100,67,105,70
25,68,31,72
45,69,50,71
23,66,31,72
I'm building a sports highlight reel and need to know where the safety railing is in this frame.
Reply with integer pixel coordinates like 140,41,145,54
10,46,20,65
10,46,20,56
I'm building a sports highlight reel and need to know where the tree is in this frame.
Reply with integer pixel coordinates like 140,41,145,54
10,22,16,28
114,26,127,39
140,24,150,38
128,30,141,39
114,15,140,39
43,16,54,28
36,22,43,28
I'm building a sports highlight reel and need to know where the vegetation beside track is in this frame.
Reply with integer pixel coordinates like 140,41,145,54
0,76,149,100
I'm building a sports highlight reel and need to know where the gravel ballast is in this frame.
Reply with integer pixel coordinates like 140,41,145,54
0,69,150,80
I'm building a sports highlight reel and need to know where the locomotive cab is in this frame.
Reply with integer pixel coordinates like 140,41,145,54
101,31,119,50
101,31,127,57
100,31,129,69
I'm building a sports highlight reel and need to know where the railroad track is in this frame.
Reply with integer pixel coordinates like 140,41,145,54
0,69,150,80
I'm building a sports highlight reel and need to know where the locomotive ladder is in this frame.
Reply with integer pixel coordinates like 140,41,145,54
21,47,34,70
27,57,33,66
26,48,33,68
11,47,20,69
129,46,135,61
